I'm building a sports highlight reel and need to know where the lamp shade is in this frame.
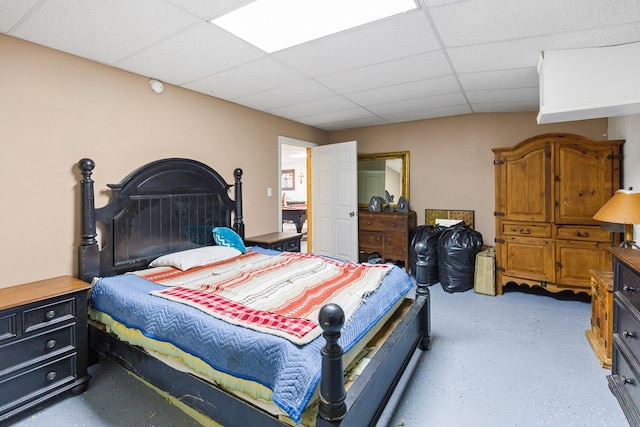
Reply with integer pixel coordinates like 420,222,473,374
593,189,640,224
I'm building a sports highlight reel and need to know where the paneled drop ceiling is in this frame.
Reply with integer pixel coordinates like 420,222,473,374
2,0,639,131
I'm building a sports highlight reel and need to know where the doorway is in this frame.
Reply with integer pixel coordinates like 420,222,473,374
279,137,316,253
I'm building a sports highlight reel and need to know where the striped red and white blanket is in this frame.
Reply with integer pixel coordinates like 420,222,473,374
146,251,392,344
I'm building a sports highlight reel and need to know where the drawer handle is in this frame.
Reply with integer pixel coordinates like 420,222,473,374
575,231,590,238
45,310,56,320
46,339,57,349
519,229,531,235
391,223,397,227
622,376,635,385
46,371,57,381
367,221,372,225
623,285,638,293
623,330,636,339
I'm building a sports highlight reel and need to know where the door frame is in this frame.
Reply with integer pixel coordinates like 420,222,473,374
278,136,317,248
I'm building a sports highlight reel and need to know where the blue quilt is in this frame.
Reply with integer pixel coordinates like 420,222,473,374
89,251,412,423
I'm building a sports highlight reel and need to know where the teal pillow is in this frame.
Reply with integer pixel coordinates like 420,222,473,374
213,227,247,254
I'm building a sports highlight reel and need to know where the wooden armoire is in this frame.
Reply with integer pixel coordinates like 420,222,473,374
493,133,624,295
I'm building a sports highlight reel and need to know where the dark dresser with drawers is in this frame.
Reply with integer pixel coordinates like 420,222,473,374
609,247,640,425
0,276,91,422
244,232,302,252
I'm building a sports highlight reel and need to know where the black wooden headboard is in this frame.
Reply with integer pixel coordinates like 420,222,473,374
77,158,244,282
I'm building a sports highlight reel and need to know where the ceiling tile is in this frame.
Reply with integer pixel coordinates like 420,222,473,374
232,79,337,111
367,92,468,115
11,0,198,64
267,96,360,120
0,0,39,32
430,0,640,47
273,9,440,77
116,22,266,85
295,108,380,128
448,22,640,74
165,0,254,19
345,75,461,106
316,51,451,94
458,68,538,91
184,56,308,100
465,88,539,104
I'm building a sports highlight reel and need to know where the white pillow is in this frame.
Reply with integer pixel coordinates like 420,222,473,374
149,246,242,271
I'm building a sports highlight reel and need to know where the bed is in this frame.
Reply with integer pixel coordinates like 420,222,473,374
76,157,431,426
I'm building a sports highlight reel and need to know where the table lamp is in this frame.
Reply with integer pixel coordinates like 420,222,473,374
593,189,640,248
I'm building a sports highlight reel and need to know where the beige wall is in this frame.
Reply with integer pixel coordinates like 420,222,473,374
0,33,613,289
329,114,608,247
0,34,327,288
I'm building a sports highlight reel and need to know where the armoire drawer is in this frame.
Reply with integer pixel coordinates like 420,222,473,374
556,225,611,242
501,221,551,238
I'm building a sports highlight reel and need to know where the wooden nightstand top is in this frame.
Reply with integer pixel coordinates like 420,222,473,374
245,232,302,245
0,276,91,311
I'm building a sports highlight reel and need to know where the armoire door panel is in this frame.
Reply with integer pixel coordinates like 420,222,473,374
556,240,612,289
499,143,552,222
502,237,555,282
555,142,617,224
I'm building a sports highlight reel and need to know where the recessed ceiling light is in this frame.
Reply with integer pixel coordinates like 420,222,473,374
211,0,418,53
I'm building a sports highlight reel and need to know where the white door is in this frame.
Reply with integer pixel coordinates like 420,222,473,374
311,141,358,261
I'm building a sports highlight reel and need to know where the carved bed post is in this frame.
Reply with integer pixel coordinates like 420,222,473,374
317,304,347,427
415,241,432,350
78,158,100,283
233,168,245,239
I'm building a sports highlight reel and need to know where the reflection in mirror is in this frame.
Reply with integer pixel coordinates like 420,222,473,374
358,151,409,207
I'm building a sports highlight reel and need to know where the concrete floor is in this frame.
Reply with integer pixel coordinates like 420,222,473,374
4,283,629,427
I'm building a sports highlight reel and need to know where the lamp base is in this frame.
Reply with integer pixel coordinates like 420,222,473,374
620,240,640,249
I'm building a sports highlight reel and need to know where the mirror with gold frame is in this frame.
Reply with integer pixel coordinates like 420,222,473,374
358,151,410,208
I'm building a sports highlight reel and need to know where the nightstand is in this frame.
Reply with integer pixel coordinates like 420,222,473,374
585,269,613,368
0,276,91,422
245,232,302,252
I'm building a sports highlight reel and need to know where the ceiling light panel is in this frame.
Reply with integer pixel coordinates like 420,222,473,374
211,0,418,53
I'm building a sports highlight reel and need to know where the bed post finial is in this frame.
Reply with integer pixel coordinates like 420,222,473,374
415,241,432,350
78,158,100,283
317,303,346,426
233,168,245,239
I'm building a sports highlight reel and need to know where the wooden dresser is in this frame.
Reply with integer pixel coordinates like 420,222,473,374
0,276,91,422
609,248,640,425
493,133,623,295
358,210,416,270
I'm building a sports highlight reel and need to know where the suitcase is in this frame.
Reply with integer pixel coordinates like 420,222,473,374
474,246,496,296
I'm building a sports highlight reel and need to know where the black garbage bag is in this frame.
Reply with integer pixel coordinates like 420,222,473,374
438,222,483,293
409,225,445,284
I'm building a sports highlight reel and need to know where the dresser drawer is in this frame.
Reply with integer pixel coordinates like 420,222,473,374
616,302,640,360
0,324,75,376
0,314,16,342
383,231,408,257
23,298,75,333
619,262,640,312
0,354,76,410
359,231,382,251
612,345,640,412
360,214,406,230
501,221,551,238
556,225,611,242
